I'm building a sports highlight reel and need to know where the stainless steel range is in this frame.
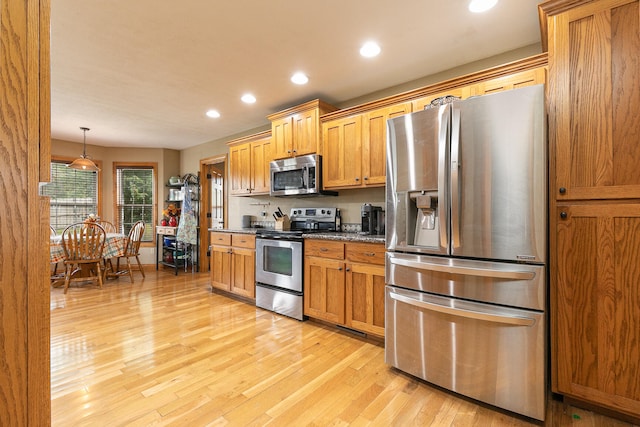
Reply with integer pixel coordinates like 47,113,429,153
255,207,337,320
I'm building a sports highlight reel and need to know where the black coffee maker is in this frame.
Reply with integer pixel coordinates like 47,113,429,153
361,204,384,235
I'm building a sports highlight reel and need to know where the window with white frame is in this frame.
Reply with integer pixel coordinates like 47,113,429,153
115,164,156,242
43,160,99,233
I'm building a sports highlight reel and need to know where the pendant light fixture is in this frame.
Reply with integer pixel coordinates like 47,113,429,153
67,126,100,171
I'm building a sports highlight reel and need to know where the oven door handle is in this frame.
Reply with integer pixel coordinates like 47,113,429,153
389,257,535,280
388,290,535,326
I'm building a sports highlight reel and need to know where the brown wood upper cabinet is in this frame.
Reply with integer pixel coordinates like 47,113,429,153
228,131,272,196
547,0,640,201
268,99,337,160
322,102,412,189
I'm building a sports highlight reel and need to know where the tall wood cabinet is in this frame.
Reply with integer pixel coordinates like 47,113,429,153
0,0,51,424
542,0,640,419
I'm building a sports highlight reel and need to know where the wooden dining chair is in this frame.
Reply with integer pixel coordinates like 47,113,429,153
50,225,63,282
112,220,146,282
61,222,106,293
98,220,117,233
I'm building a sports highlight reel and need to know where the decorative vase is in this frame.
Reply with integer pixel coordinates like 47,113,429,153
169,216,177,227
161,219,168,226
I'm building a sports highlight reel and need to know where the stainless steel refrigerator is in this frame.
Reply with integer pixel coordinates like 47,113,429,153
385,84,547,421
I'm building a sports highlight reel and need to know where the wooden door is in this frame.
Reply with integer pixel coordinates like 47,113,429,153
548,0,640,201
362,102,412,187
231,247,255,299
345,262,386,337
229,142,251,195
554,202,640,416
250,137,271,195
292,108,319,157
322,115,362,189
471,67,546,96
271,116,293,159
210,245,232,291
0,0,51,424
304,257,345,323
412,86,472,111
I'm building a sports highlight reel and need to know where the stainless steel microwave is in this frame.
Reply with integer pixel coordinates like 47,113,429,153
270,154,336,197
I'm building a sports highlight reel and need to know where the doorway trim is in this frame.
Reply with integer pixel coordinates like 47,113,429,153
199,154,227,272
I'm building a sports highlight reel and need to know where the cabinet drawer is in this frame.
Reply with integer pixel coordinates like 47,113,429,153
210,232,232,246
346,243,385,265
305,239,344,259
157,226,177,235
232,233,255,249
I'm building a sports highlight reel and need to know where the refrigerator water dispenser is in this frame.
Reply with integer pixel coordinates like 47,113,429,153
412,192,440,248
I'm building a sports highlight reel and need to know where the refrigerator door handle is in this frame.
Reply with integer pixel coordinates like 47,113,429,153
389,290,536,326
450,107,461,248
389,257,536,280
437,105,449,250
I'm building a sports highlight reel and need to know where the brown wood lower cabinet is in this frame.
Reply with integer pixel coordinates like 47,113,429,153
210,232,256,299
304,239,385,337
553,203,640,418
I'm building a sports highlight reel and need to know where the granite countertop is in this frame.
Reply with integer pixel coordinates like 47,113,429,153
209,228,385,244
303,232,386,244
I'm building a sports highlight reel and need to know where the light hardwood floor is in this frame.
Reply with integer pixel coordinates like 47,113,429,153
51,270,637,426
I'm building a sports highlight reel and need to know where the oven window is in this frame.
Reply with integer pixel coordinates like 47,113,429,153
273,170,304,191
263,246,293,276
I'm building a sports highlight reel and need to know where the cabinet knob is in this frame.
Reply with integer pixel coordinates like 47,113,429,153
363,176,368,180
345,267,351,272
559,187,567,194
560,211,568,219
355,177,360,182
338,266,343,271
287,150,292,154
293,149,297,153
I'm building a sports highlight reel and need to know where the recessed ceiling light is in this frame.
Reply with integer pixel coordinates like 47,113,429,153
469,0,498,13
360,41,381,58
206,109,220,118
241,93,256,104
291,72,309,85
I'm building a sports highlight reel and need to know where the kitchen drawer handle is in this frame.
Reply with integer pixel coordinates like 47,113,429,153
390,257,535,280
364,252,376,257
319,247,329,252
389,291,535,326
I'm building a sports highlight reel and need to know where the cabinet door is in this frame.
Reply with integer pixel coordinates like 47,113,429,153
211,245,232,291
250,138,271,195
362,102,412,187
345,262,386,337
271,116,293,159
229,142,252,195
554,203,640,416
549,0,640,200
322,115,362,189
471,67,545,96
412,86,472,111
292,108,319,157
231,247,255,299
304,256,345,323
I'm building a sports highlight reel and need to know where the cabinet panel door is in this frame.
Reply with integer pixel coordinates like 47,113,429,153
554,203,640,414
272,117,293,159
550,0,640,200
211,245,231,291
362,103,412,187
304,257,345,323
412,86,472,111
346,262,386,337
471,68,545,96
322,115,362,189
292,108,319,157
250,138,271,195
229,142,251,195
231,248,255,299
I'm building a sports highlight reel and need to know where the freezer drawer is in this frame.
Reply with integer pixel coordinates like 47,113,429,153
386,252,545,311
385,285,546,421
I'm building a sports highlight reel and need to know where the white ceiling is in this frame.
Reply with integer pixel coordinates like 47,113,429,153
51,0,543,149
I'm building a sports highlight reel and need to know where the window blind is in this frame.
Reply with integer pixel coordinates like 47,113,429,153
116,167,154,242
43,161,98,233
